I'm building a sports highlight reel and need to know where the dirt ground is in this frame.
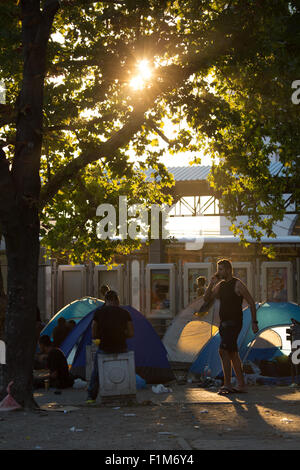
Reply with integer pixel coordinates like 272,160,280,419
0,384,300,452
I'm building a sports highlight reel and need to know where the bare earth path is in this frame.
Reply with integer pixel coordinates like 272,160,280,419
0,385,300,451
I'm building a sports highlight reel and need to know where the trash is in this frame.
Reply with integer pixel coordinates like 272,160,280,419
199,409,209,414
0,381,22,412
280,418,293,423
203,365,211,380
158,432,173,435
123,413,136,417
186,372,196,384
245,375,257,386
112,407,120,410
152,384,172,394
289,383,298,388
70,426,84,432
73,379,87,389
197,376,218,389
40,404,79,413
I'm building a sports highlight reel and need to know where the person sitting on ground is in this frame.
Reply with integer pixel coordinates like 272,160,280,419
86,290,134,403
52,317,70,347
34,335,74,389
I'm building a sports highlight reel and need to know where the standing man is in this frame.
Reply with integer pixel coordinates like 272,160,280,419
204,259,258,394
86,290,134,403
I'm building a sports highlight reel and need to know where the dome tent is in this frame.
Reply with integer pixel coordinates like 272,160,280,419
190,302,300,383
41,297,103,337
42,298,174,384
162,296,220,364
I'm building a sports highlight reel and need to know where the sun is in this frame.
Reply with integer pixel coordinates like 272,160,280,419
130,60,153,90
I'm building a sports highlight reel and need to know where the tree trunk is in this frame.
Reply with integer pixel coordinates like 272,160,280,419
2,211,40,408
0,0,59,408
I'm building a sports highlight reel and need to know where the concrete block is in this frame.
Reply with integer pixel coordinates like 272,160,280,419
98,351,136,399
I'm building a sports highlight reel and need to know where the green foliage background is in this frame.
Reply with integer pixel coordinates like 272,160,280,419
0,0,299,262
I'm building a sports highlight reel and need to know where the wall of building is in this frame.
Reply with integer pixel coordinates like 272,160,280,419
1,239,300,338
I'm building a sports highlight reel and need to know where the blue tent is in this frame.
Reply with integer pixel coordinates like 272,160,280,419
41,297,103,337
190,302,300,382
44,298,174,384
246,347,283,362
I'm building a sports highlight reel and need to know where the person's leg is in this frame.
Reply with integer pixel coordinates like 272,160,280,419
218,323,233,390
230,351,246,391
87,350,100,401
219,347,232,389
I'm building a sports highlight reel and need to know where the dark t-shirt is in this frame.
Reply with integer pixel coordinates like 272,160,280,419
47,348,74,388
93,305,132,353
218,277,243,325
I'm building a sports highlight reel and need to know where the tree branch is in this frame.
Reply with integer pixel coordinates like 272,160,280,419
147,121,170,145
39,107,146,208
40,36,234,209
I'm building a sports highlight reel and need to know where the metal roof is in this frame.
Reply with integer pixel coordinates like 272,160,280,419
146,162,286,182
164,165,211,181
145,165,211,182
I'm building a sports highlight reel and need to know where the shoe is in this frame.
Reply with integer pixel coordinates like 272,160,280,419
85,398,96,405
217,386,236,395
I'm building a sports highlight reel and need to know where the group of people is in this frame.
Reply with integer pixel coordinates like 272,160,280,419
36,258,258,397
36,288,134,400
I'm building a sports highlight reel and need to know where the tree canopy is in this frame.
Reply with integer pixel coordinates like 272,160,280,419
1,0,298,262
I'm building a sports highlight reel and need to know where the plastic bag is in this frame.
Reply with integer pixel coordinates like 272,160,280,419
152,384,172,394
0,381,22,411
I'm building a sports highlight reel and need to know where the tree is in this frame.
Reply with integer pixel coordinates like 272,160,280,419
0,0,298,407
203,1,300,248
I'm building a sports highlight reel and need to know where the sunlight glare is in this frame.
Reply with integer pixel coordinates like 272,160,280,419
130,59,152,90
138,60,152,80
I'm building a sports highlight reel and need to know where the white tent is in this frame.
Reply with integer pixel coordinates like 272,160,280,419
162,297,220,363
